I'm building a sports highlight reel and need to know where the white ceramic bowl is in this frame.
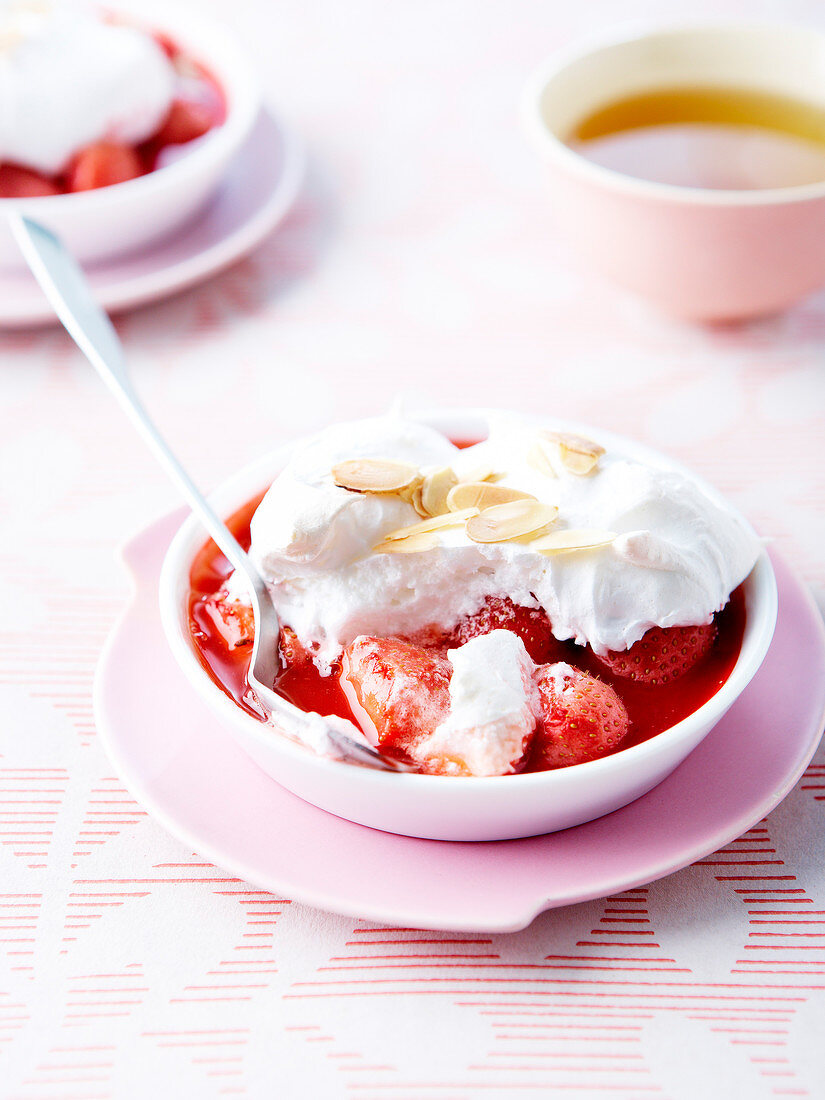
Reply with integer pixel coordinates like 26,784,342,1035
159,409,777,842
0,0,259,268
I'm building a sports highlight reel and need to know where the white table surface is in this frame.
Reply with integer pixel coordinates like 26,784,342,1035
2,0,824,1096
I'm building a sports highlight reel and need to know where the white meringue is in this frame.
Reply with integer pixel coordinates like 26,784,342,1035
245,413,762,664
0,2,175,174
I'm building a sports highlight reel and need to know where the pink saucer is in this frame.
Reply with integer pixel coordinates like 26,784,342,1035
94,511,825,932
0,109,303,327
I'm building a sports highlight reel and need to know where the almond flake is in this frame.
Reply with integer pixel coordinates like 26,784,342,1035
458,464,498,484
420,466,458,516
410,481,429,518
332,458,419,494
527,439,559,478
373,531,442,554
466,501,559,544
446,482,535,512
381,508,479,542
540,431,605,476
530,529,616,554
398,473,425,510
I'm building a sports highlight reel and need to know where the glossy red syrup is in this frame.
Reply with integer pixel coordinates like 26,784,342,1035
187,486,747,773
0,29,226,198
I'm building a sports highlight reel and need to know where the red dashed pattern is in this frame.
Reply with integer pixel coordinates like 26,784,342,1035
1,0,824,1093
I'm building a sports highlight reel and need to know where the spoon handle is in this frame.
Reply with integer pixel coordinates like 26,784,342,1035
11,214,252,580
12,217,415,773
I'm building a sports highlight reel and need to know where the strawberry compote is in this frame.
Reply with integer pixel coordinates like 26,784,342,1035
187,492,747,774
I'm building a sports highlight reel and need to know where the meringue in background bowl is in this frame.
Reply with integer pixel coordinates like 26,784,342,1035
0,0,259,268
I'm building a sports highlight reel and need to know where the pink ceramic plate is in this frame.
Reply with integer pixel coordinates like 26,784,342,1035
0,108,303,327
94,511,825,932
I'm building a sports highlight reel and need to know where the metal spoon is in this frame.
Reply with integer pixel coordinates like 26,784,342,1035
12,215,412,773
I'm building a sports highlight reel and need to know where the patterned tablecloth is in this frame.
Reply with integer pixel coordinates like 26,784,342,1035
2,0,825,1096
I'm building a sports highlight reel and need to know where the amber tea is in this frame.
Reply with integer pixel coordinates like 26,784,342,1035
567,86,825,190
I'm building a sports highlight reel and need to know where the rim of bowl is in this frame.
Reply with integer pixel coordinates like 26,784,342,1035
521,17,825,207
0,0,259,210
159,407,778,790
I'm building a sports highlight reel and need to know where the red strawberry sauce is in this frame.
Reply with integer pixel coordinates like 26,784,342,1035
188,486,747,771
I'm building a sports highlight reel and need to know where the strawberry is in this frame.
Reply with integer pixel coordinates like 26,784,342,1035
449,596,560,663
0,164,61,198
155,99,216,146
596,623,717,685
201,592,255,650
279,626,315,669
66,143,144,192
340,636,451,758
532,662,629,769
151,30,179,60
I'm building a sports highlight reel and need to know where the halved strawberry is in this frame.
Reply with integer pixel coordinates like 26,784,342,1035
449,596,560,663
340,636,451,759
532,662,629,769
201,593,255,651
596,623,716,685
0,164,61,198
155,99,215,145
66,143,144,192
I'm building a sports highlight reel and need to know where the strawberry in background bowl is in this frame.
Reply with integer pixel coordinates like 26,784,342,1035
0,0,259,267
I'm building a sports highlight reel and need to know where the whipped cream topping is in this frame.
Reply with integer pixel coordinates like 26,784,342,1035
0,2,175,174
416,631,537,776
246,413,762,665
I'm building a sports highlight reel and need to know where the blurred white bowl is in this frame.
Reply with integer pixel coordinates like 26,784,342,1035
0,0,259,268
159,409,777,842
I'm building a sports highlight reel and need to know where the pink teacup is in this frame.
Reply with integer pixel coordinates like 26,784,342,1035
522,22,825,321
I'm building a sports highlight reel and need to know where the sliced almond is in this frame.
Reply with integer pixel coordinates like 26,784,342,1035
466,500,559,544
561,450,601,476
458,463,498,484
381,507,479,542
420,466,458,517
398,472,425,509
527,438,559,478
410,480,429,518
373,530,442,554
332,458,419,494
540,431,605,476
530,528,616,554
446,481,535,512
